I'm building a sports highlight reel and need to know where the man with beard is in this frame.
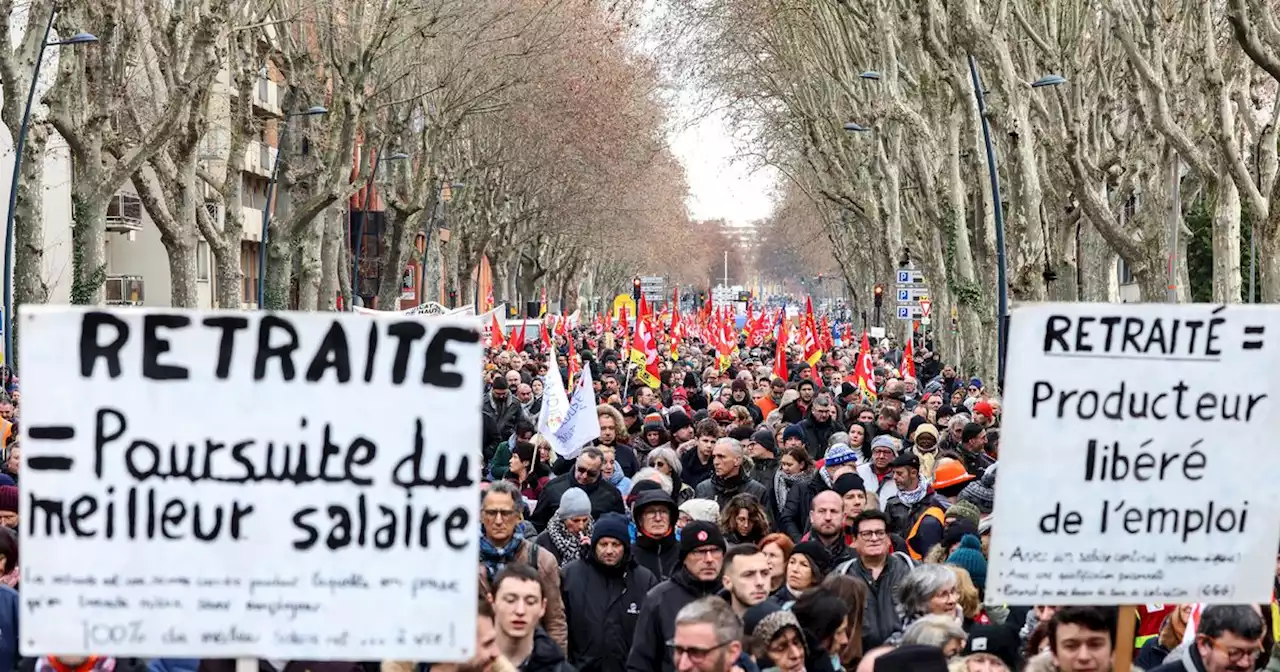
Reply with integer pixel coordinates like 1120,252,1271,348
755,377,786,419
561,513,659,672
517,382,542,418
483,377,527,463
796,394,845,459
803,491,854,567
626,522,727,672
779,380,815,424
720,545,772,617
631,489,681,579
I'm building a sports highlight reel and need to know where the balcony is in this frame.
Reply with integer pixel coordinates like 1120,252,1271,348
243,140,277,178
252,78,284,117
105,193,143,233
241,205,264,241
105,274,145,306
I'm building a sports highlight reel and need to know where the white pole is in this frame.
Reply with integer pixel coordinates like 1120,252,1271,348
723,250,728,286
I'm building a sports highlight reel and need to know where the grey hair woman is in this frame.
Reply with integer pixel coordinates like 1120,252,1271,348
902,613,968,657
888,564,960,645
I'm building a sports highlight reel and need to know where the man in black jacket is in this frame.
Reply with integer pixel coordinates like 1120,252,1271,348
625,522,727,672
561,513,658,672
483,377,526,461
835,510,912,651
796,394,846,459
631,489,680,579
531,448,625,531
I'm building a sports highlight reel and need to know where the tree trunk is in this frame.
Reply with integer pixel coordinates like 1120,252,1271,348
296,207,327,310
212,236,242,309
320,208,341,311
1211,179,1243,303
69,192,107,305
165,236,199,308
376,209,418,309
264,221,293,310
14,123,50,308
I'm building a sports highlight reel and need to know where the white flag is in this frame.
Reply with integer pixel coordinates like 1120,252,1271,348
537,356,572,443
553,365,601,458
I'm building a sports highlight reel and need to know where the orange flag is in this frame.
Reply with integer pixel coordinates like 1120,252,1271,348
489,314,506,349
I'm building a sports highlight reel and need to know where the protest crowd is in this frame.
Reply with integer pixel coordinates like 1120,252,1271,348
1,299,1278,672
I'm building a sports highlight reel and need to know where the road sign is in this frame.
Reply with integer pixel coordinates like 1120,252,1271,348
987,302,1280,606
896,269,925,286
896,287,930,303
896,305,924,320
919,299,932,317
639,275,665,301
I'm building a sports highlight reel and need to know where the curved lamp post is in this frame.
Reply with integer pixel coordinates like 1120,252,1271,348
842,122,871,133
349,150,409,308
2,9,97,369
968,56,1064,391
256,104,327,308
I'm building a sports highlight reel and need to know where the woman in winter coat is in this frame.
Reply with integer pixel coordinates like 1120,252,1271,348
885,565,964,646
535,489,594,567
645,447,695,503
770,445,816,526
505,440,550,507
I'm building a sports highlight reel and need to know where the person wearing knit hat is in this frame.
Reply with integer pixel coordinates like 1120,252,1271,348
821,443,858,470
958,463,996,514
750,428,777,457
557,487,592,519
910,422,941,479
784,540,831,601
666,409,694,444
945,500,982,529
677,498,720,529
727,425,754,442
781,423,806,449
679,520,727,561
560,511,659,670
832,472,865,497
873,643,949,672
870,434,899,455
946,534,988,591
744,601,807,671
972,400,995,426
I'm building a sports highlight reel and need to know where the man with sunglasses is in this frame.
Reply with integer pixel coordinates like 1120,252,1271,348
529,448,625,532
627,522,728,672
1148,605,1265,672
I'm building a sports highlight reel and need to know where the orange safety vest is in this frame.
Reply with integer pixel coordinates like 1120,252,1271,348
907,506,946,560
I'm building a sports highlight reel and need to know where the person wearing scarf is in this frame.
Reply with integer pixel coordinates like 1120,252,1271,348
771,445,816,525
882,452,951,561
693,436,768,509
535,489,594,567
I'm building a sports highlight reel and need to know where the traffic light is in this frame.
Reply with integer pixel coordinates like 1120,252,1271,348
698,290,707,305
448,289,457,307
873,284,884,308
632,276,641,302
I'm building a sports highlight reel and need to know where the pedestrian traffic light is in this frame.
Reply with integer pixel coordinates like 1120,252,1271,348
448,289,457,307
873,284,884,308
632,276,641,301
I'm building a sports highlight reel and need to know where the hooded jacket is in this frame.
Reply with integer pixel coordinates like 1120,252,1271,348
560,545,659,672
625,566,724,672
778,471,832,540
630,490,681,580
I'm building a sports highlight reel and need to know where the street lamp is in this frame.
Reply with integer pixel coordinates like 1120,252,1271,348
2,9,97,369
842,122,871,133
257,104,328,308
858,70,882,80
350,150,409,308
418,181,464,306
968,54,1064,391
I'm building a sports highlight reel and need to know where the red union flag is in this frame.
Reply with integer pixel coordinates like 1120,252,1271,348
854,332,877,401
629,314,661,388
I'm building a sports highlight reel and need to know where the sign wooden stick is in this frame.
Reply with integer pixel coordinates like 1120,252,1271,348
1114,605,1137,672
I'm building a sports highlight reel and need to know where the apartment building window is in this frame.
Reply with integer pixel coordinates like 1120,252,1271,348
197,241,211,282
1117,257,1135,284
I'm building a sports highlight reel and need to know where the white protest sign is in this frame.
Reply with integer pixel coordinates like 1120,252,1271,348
987,303,1280,605
19,306,483,659
553,366,600,456
537,360,572,456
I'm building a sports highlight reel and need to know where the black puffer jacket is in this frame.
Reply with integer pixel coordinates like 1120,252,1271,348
561,548,658,672
836,553,913,650
778,472,831,540
692,472,769,510
630,489,680,580
625,567,723,672
530,474,625,532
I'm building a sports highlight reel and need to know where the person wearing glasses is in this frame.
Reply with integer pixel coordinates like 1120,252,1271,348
477,481,568,652
833,510,912,652
668,597,748,672
626,522,728,672
529,448,625,532
1148,605,1265,672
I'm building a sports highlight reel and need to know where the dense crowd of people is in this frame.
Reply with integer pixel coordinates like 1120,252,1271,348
466,316,1280,672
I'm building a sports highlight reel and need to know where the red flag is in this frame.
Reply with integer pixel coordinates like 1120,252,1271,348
567,337,579,388
489,314,506,349
854,332,877,401
509,318,527,352
802,297,823,368
619,306,629,335
773,316,789,382
902,337,916,379
539,319,552,351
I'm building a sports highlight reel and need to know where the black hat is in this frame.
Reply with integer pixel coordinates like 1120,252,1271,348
832,472,866,496
964,623,1021,671
889,452,920,470
667,410,693,434
751,428,777,456
683,371,699,388
874,644,949,672
728,426,754,441
679,521,727,560
592,512,632,546
839,381,856,399
791,540,833,575
961,422,985,443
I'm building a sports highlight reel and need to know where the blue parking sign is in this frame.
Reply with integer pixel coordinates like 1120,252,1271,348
897,306,909,318
897,270,910,283
897,289,909,302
